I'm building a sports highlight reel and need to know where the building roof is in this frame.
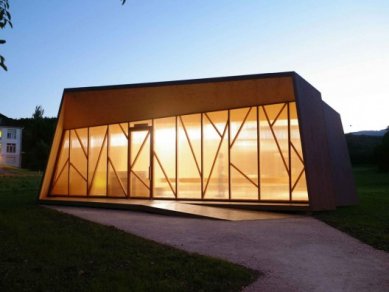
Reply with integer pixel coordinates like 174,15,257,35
64,71,298,93
0,113,21,128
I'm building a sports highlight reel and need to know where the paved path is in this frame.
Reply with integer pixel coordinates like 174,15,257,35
50,206,389,292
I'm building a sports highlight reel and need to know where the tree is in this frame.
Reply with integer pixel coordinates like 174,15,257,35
32,105,44,119
375,130,389,172
18,106,57,170
0,0,12,71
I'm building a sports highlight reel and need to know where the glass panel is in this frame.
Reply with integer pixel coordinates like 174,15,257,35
51,165,68,195
230,107,258,200
289,102,308,201
272,104,288,168
291,147,304,187
89,126,107,196
153,117,176,198
108,124,128,197
206,110,228,135
69,167,86,196
51,130,69,195
69,129,87,196
177,114,201,199
263,103,285,124
203,111,228,199
230,167,258,200
130,129,150,197
292,172,308,201
259,106,289,200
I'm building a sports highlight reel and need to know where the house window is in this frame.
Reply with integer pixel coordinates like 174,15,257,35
0,129,2,139
7,129,17,139
6,143,16,153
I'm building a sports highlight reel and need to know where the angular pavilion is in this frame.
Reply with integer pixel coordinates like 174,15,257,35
39,72,357,211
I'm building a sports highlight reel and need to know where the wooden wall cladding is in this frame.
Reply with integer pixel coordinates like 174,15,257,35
293,74,337,210
39,96,66,199
62,75,295,130
40,72,356,211
323,102,358,206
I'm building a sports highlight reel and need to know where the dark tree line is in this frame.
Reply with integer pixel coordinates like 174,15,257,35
375,130,389,172
14,106,57,171
346,128,389,172
345,134,382,165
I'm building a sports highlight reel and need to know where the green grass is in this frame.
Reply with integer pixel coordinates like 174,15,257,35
315,166,389,252
0,171,258,291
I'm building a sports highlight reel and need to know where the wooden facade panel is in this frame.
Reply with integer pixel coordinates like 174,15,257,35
63,76,295,129
323,102,358,206
293,74,337,210
39,97,66,199
41,72,354,211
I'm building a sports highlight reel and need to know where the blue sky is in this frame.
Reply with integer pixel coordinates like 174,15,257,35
1,0,388,132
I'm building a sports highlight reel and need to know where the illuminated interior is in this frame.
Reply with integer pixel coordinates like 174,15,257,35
50,101,308,202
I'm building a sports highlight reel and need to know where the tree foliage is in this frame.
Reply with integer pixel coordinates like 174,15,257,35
0,0,12,71
345,134,381,165
13,106,56,171
32,105,44,119
375,130,389,172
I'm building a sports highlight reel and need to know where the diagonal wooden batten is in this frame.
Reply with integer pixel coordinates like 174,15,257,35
118,123,129,139
230,162,258,188
154,151,176,197
130,169,150,190
292,167,305,192
74,129,88,158
203,125,228,195
108,157,127,196
175,116,178,196
69,162,87,182
204,112,223,137
228,110,231,200
256,106,261,200
179,116,201,177
201,113,204,199
88,128,108,192
131,131,150,168
52,158,69,188
291,141,304,164
53,132,69,182
262,106,289,173
288,102,292,201
270,103,287,127
230,107,252,148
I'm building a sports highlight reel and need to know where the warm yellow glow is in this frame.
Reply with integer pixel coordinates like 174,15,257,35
130,128,150,197
50,102,308,202
153,117,176,198
108,124,128,197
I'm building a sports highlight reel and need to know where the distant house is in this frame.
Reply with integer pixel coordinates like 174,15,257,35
0,114,23,168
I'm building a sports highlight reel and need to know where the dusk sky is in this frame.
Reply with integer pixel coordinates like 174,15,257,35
1,0,388,132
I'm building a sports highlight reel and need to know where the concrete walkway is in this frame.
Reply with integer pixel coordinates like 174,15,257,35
50,206,389,292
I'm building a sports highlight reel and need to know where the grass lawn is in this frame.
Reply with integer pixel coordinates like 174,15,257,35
315,166,389,252
0,169,258,291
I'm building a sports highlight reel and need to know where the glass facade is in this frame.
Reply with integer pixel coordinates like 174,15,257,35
50,101,308,202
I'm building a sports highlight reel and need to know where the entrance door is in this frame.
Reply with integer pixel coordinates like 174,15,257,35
129,126,152,198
